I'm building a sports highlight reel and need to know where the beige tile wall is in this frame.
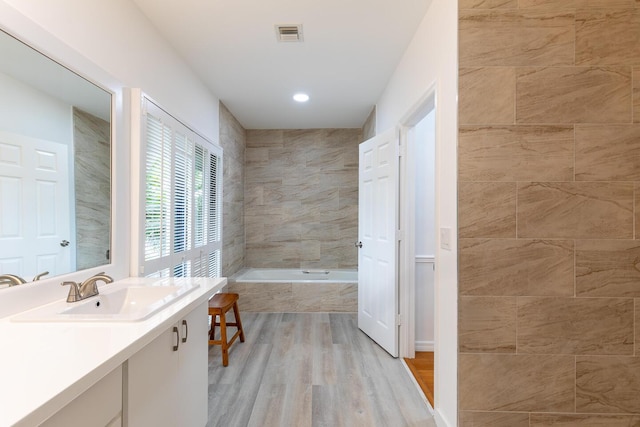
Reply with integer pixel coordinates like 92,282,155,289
219,103,246,276
459,1,640,424
245,129,361,269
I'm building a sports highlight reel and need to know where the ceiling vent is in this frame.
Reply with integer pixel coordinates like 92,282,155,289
275,24,303,42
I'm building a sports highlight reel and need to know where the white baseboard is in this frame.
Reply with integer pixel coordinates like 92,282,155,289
415,340,434,352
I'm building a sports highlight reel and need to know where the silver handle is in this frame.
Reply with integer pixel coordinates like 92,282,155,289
60,240,70,247
173,326,179,351
182,320,188,343
355,241,363,248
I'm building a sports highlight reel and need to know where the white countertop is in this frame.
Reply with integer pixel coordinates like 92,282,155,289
0,276,225,427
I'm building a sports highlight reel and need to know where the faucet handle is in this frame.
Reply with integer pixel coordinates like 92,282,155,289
61,281,81,302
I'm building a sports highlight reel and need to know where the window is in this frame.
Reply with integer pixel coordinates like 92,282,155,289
140,98,222,278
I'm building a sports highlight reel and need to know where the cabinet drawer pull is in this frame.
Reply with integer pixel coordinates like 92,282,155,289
173,326,179,351
182,319,188,343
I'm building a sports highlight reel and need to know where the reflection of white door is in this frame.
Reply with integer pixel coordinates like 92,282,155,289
358,128,399,357
0,132,71,278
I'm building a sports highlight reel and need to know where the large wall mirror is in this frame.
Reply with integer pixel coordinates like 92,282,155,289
0,29,112,286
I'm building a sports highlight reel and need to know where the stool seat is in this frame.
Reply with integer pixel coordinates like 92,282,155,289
208,293,245,367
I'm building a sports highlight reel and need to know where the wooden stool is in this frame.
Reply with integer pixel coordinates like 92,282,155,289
208,293,245,367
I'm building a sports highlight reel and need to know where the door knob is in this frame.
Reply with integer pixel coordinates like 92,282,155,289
60,240,70,247
355,241,363,248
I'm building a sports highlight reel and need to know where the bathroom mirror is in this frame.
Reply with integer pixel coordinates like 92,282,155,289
0,28,112,286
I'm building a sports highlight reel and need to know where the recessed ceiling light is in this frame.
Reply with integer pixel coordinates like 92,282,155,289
293,93,309,103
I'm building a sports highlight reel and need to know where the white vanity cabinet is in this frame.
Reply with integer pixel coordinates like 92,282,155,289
126,301,209,427
41,365,123,427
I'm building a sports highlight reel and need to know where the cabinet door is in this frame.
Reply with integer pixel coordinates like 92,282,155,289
177,301,209,426
127,324,180,427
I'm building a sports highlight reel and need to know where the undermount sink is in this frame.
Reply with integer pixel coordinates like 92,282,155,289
11,282,200,323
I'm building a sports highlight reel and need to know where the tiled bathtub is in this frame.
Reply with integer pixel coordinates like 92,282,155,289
227,268,358,312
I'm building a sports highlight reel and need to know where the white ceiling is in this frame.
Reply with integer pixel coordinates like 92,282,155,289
132,0,431,129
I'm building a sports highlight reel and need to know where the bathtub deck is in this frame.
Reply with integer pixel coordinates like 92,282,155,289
206,312,434,427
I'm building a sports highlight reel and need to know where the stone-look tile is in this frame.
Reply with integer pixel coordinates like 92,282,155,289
530,414,640,426
459,354,575,412
459,296,516,353
459,11,574,67
459,67,515,125
516,67,632,123
519,0,635,8
228,282,293,312
361,106,376,141
459,411,529,427
517,297,634,355
459,182,516,238
292,283,357,312
459,239,574,296
459,0,517,8
576,356,640,413
576,240,640,297
459,125,573,181
634,68,640,123
576,125,640,181
244,129,360,269
576,9,640,66
517,182,634,239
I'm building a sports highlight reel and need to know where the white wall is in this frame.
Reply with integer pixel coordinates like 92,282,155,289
375,0,457,426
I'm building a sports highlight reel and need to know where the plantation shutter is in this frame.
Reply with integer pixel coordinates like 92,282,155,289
140,97,223,278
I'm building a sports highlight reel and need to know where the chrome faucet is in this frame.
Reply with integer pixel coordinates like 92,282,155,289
61,272,114,302
0,274,27,287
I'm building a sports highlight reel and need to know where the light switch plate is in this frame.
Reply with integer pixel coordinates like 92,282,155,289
440,227,451,251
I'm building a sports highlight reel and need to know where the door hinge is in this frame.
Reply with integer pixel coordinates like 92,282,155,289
396,314,402,326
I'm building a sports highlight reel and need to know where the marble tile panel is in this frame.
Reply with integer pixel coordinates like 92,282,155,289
576,356,640,413
576,9,640,66
458,125,574,181
458,353,575,411
530,414,640,426
458,182,516,238
245,242,301,268
228,282,293,312
459,67,516,125
299,240,321,263
519,0,635,8
338,187,358,209
576,125,640,181
292,283,357,312
517,182,634,239
245,147,269,165
576,240,640,297
459,411,529,427
459,10,574,67
244,165,283,185
516,67,632,123
634,68,640,123
459,0,517,8
246,129,283,148
459,238,574,296
517,297,634,355
459,296,516,352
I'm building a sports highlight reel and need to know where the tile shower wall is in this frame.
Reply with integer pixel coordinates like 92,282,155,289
219,103,246,276
72,108,110,271
244,129,361,269
458,2,640,425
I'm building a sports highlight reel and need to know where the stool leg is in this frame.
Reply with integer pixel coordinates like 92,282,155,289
209,313,217,341
232,302,245,343
220,310,229,367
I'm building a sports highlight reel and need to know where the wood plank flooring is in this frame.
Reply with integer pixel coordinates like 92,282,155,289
206,313,435,427
404,352,434,407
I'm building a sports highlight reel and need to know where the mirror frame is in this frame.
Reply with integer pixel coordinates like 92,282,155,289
0,2,129,303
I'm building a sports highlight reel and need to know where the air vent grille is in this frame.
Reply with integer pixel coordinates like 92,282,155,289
275,24,303,42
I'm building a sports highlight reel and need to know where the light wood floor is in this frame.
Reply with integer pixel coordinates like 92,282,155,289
404,352,434,407
207,312,434,427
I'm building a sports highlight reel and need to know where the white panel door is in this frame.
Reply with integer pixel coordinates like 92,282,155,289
0,132,71,278
358,128,399,357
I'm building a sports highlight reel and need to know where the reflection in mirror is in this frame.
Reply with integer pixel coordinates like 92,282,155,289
0,29,112,287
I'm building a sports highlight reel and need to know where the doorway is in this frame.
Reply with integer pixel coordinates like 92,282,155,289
399,93,436,407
